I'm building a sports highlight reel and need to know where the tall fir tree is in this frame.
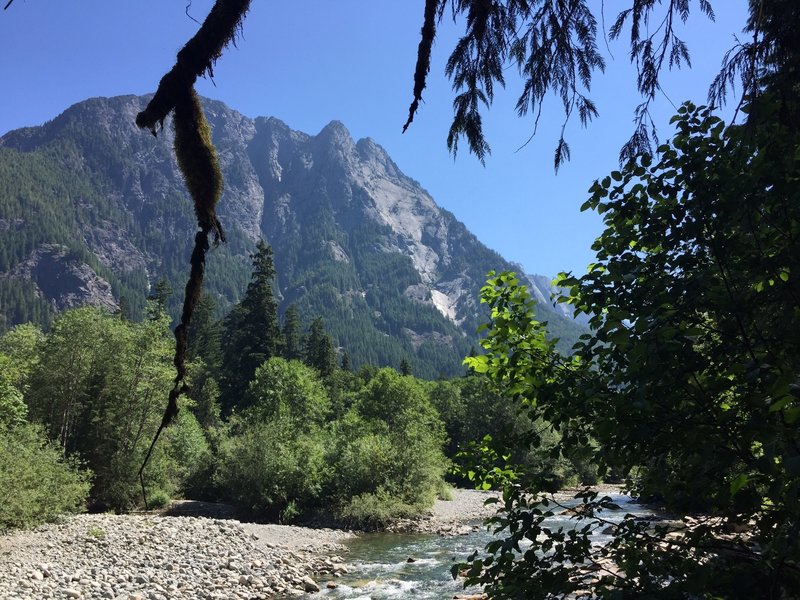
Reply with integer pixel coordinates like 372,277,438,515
220,241,283,412
340,351,351,372
147,279,172,320
399,357,412,376
117,296,132,322
186,291,222,373
303,317,336,377
280,303,304,362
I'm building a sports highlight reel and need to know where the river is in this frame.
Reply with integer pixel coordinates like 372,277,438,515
300,493,652,599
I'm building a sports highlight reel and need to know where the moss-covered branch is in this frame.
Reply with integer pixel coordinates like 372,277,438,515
134,0,251,505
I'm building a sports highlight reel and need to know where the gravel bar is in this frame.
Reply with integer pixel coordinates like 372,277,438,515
0,513,353,600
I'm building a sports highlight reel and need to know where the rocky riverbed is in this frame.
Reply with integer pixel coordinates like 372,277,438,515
0,512,353,600
0,488,614,600
0,489,499,600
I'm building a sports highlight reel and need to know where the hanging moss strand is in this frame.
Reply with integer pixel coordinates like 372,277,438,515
173,88,225,243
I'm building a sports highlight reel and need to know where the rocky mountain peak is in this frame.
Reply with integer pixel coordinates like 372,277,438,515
0,94,586,375
317,119,352,142
355,137,402,180
312,120,357,168
254,116,300,140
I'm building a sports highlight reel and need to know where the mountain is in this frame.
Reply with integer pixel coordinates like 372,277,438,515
0,95,585,377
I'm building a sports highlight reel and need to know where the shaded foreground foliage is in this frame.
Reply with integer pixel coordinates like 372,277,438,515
459,97,800,597
451,2,800,595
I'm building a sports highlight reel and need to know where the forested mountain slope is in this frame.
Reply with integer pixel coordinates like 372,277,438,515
0,95,585,376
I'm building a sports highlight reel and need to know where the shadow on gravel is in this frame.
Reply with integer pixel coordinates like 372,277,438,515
161,500,352,531
163,500,248,521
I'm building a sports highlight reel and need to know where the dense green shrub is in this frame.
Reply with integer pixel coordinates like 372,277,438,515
0,325,43,429
429,377,514,458
213,358,331,519
164,408,212,494
337,488,421,530
0,367,27,428
325,411,396,501
3,307,458,526
0,423,91,530
0,323,44,392
325,369,448,525
431,372,597,488
17,306,205,511
214,415,326,520
214,364,450,526
146,489,172,510
244,357,331,425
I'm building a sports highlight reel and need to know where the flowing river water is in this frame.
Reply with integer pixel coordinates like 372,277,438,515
300,494,652,600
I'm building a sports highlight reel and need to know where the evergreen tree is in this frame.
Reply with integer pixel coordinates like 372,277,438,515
220,241,283,412
303,317,336,377
399,357,412,376
188,361,222,429
340,351,351,372
186,291,222,373
147,278,172,320
280,303,304,362
357,364,378,384
118,296,132,321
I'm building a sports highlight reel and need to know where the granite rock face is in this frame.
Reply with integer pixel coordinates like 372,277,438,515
3,244,117,312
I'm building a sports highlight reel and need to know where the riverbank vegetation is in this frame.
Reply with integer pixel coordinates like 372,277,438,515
0,241,593,532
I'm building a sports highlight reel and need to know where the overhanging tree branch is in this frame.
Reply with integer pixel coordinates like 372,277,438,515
403,0,442,133
134,0,251,505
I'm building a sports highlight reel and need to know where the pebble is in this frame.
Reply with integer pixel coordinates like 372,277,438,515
0,514,337,600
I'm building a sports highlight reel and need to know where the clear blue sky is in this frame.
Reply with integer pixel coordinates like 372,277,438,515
0,1,749,277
